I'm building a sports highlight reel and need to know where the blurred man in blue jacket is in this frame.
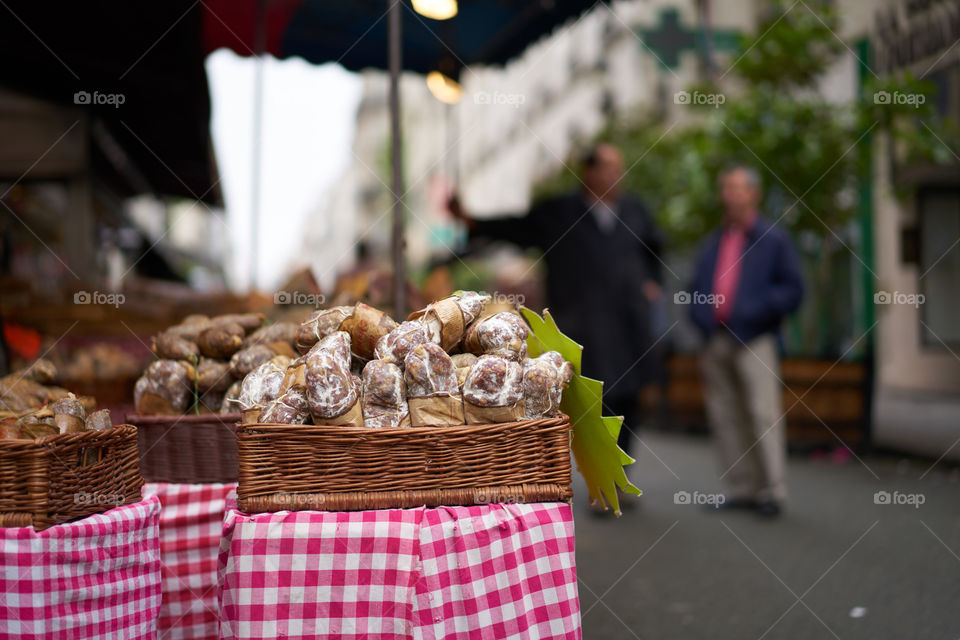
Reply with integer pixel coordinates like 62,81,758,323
689,166,803,518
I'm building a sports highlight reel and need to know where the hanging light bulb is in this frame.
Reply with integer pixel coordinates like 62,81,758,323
426,70,462,104
412,0,457,20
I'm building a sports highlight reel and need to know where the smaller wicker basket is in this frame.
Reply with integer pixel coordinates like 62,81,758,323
129,413,240,484
0,425,143,530
237,415,573,513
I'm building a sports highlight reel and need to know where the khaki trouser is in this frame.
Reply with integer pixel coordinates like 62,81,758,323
700,332,787,502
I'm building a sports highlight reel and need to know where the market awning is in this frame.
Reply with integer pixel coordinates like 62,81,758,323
203,0,597,77
0,1,219,205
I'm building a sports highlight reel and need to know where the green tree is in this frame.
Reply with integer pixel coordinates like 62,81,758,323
535,0,956,357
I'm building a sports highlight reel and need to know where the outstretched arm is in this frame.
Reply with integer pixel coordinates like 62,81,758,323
448,194,543,250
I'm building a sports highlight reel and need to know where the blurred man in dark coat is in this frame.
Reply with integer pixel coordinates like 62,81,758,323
448,144,664,459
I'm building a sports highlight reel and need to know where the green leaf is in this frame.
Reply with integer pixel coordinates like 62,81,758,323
521,306,641,515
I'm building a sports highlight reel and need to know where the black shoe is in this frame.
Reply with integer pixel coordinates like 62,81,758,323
755,499,782,518
704,496,756,512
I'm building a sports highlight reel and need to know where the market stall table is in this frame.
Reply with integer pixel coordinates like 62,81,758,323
143,482,236,640
0,494,162,639
217,493,581,640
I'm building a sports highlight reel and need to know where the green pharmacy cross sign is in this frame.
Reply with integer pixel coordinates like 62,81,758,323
636,8,740,70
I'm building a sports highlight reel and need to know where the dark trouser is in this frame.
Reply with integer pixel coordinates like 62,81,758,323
603,394,641,457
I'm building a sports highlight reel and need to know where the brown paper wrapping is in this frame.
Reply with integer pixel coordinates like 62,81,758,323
281,360,307,393
313,399,364,427
242,407,262,424
340,303,397,360
55,413,86,434
462,322,482,355
463,400,525,425
409,299,465,351
408,395,465,427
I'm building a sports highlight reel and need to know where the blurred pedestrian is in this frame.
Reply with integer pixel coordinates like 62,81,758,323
447,143,664,462
689,166,803,518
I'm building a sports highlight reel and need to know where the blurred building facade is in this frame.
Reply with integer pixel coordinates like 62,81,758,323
322,0,959,459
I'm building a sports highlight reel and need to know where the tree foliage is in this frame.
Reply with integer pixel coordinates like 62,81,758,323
533,0,957,356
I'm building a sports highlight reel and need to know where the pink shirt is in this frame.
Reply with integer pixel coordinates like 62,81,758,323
712,222,751,324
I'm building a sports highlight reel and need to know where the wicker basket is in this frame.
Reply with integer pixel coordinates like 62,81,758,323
0,425,143,530
236,415,572,513
128,413,240,484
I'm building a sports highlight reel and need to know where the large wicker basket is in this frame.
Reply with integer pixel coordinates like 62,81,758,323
0,425,143,530
128,413,240,484
236,415,572,513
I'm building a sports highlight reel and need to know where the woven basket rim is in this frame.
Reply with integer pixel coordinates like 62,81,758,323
238,414,569,436
127,412,241,426
0,424,138,447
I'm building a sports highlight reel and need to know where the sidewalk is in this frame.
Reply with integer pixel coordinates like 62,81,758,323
574,430,960,639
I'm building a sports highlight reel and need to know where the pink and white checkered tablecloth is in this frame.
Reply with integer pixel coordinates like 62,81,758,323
217,496,581,640
0,494,162,640
143,483,237,640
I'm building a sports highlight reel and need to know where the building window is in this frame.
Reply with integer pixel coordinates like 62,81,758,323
919,187,960,349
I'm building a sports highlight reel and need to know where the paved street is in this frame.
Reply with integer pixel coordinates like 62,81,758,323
572,430,960,639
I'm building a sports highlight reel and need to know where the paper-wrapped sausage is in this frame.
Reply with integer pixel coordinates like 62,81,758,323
17,411,57,438
134,359,195,415
259,388,310,424
462,312,529,361
238,356,290,422
339,303,398,361
52,393,87,433
374,320,430,366
462,355,524,423
361,360,410,428
296,306,354,354
221,379,244,415
230,344,275,378
408,291,491,351
404,343,464,426
85,408,113,431
304,332,362,426
450,353,478,390
522,351,573,419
